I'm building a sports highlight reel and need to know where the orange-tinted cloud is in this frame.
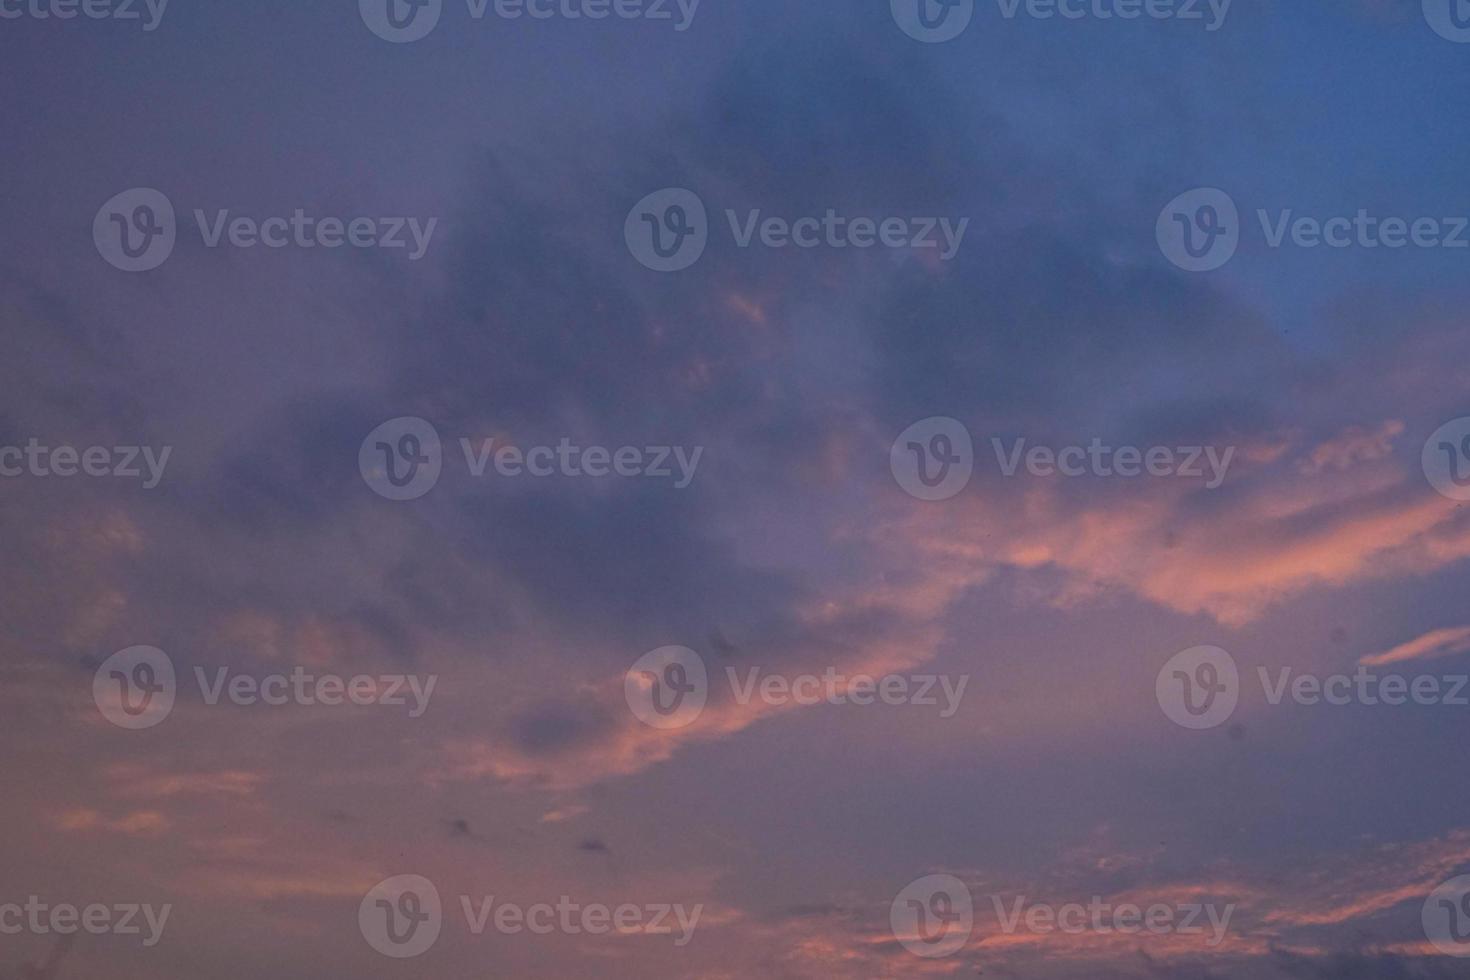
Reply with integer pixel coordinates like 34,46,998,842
894,421,1470,625
1361,625,1470,667
55,807,170,836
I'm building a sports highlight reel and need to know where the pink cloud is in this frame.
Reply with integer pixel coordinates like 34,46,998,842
1361,625,1470,667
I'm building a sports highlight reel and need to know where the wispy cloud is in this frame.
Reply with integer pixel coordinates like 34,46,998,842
1360,626,1470,667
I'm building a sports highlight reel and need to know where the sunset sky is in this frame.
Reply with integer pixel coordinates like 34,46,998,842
5,1,1470,977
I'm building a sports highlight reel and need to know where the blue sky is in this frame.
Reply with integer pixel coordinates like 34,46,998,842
4,1,1470,977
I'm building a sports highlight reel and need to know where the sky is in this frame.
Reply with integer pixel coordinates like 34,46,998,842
4,0,1470,977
